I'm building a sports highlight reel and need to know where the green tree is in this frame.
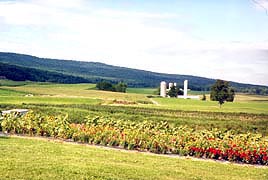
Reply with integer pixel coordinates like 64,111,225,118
201,94,206,101
96,81,114,91
210,80,235,107
96,81,127,93
226,88,235,102
114,82,127,93
167,86,180,97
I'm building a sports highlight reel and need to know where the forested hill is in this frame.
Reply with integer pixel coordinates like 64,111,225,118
0,62,91,84
0,52,267,94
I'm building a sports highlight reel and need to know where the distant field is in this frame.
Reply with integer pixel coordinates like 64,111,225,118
0,137,267,180
235,93,268,102
127,87,156,94
1,83,148,102
0,81,268,134
188,91,210,95
0,96,102,105
153,97,268,114
0,79,33,86
1,87,267,114
0,88,27,96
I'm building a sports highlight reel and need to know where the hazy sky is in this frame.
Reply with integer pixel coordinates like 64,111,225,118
0,0,268,85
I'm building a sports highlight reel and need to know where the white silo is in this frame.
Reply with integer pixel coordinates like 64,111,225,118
168,82,174,89
160,81,167,97
174,83,177,87
184,80,188,97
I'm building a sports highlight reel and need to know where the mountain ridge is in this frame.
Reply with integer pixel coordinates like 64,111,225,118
0,52,267,94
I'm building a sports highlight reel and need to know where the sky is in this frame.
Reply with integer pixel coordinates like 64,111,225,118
0,0,268,86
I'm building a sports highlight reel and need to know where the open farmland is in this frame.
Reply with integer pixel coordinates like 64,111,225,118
154,97,268,114
0,83,148,101
1,81,268,112
0,80,268,179
1,1,268,179
0,81,268,134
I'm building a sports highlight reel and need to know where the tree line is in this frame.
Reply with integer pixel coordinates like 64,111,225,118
96,81,127,93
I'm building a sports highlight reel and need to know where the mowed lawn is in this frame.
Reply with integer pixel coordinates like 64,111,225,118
0,136,267,180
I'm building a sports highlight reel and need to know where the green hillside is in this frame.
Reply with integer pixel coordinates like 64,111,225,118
0,52,267,94
0,62,91,84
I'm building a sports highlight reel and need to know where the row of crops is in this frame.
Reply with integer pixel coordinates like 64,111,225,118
2,103,267,135
1,111,268,165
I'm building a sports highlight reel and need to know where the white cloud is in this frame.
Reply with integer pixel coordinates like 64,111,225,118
96,9,179,20
34,0,85,9
252,0,268,14
0,1,268,85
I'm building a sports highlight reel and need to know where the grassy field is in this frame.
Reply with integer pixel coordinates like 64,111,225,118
127,87,157,94
0,79,34,86
1,81,268,134
0,88,27,96
1,82,268,113
1,83,149,102
153,97,268,114
0,96,102,105
1,81,268,179
0,136,267,180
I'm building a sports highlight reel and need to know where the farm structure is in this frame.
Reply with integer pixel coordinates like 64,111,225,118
1,109,29,116
160,80,199,99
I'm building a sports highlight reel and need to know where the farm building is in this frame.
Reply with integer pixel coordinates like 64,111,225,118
160,80,199,99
